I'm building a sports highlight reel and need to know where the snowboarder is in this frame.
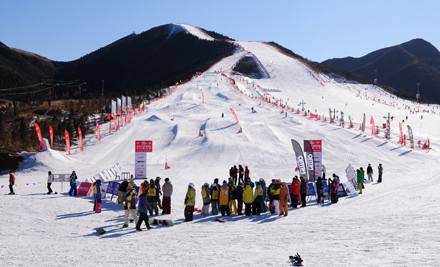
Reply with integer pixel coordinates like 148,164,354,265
243,179,254,216
155,177,162,209
244,166,250,180
238,165,245,184
259,178,268,212
93,180,102,213
219,181,230,216
136,189,152,231
210,178,220,215
235,182,244,215
290,177,300,208
316,177,324,204
253,181,264,215
123,186,138,228
69,171,78,196
147,179,159,216
367,164,373,182
270,179,281,214
118,178,129,205
228,180,237,215
279,182,289,216
378,163,383,183
357,169,364,194
300,177,308,207
47,171,54,194
184,183,196,221
201,183,211,215
162,178,173,215
8,171,15,195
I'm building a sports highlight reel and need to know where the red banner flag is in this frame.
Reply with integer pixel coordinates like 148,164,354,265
230,108,239,123
127,107,131,123
65,130,70,155
399,122,403,144
113,113,117,132
78,127,83,151
96,120,101,141
49,125,54,148
118,110,123,128
34,122,44,151
370,116,376,135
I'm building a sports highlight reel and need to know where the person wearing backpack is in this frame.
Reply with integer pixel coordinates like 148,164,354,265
235,182,244,215
219,181,230,216
69,171,78,196
147,179,159,216
136,189,152,231
243,180,254,216
118,178,129,205
201,183,211,215
210,178,220,215
184,183,196,221
228,179,237,215
123,186,138,228
252,181,264,215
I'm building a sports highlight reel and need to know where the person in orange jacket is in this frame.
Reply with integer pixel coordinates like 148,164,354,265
279,182,289,216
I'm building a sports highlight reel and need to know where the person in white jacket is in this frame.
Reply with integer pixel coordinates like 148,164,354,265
47,171,54,194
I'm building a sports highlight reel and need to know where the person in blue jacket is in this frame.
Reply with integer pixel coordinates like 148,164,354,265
259,178,268,212
136,190,152,231
69,171,78,196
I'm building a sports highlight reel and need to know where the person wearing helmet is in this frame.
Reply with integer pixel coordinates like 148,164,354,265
8,171,16,195
69,171,78,196
184,183,196,221
118,178,129,205
147,179,159,216
210,178,220,215
201,183,211,215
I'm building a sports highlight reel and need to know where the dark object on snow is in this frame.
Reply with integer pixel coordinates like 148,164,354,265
215,217,227,223
95,227,106,235
289,253,303,266
150,219,174,226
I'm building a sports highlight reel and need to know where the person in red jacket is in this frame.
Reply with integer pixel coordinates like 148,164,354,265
244,166,250,180
290,176,300,208
8,171,15,195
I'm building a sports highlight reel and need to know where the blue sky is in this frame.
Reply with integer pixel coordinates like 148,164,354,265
1,0,439,62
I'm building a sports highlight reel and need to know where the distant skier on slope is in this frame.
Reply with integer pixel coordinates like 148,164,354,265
378,163,383,183
367,164,373,182
47,171,54,194
69,171,78,196
8,171,15,195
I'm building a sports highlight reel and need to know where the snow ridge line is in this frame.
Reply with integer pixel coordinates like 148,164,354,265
263,42,327,85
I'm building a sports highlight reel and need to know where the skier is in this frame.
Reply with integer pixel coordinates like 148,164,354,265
219,181,230,216
184,183,196,221
357,169,364,194
93,180,102,213
155,177,163,209
47,171,54,194
316,177,324,204
252,181,263,215
123,186,138,228
259,178,268,212
367,164,373,182
243,179,254,216
118,178,129,205
244,166,250,180
136,189,152,231
210,178,220,215
147,179,159,216
378,163,383,183
162,178,173,215
300,177,308,207
290,177,300,208
201,183,211,215
270,180,281,214
279,182,289,216
235,182,244,215
228,180,237,215
238,165,245,184
8,171,15,195
69,171,78,196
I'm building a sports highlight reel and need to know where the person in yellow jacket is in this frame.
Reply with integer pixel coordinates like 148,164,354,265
219,181,230,216
184,183,196,221
123,186,138,228
279,182,289,216
252,181,264,215
243,180,254,216
228,180,237,215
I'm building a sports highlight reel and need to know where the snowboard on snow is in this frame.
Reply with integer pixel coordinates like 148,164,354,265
150,219,174,226
94,225,121,235
215,217,227,223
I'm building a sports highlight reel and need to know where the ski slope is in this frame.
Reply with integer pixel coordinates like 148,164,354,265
1,24,440,266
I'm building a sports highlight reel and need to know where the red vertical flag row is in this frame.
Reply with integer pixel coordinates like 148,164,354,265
65,130,70,155
34,122,44,151
96,120,101,142
49,126,53,148
78,127,83,151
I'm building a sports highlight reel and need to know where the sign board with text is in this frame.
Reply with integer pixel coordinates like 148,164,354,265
135,140,153,179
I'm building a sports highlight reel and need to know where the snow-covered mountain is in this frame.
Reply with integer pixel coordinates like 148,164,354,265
1,24,440,266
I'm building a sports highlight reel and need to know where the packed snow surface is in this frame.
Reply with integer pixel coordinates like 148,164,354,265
1,39,440,266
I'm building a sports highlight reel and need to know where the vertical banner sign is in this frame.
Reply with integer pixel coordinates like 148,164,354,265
362,113,366,132
96,120,101,141
127,107,131,123
291,139,308,180
304,140,322,180
127,96,132,110
135,140,153,179
370,116,376,135
117,98,122,114
122,95,127,112
118,110,123,128
303,140,316,182
111,100,116,116
399,122,403,144
49,125,54,148
78,127,83,151
113,113,117,132
65,130,71,155
230,108,239,123
407,125,414,149
34,122,44,151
